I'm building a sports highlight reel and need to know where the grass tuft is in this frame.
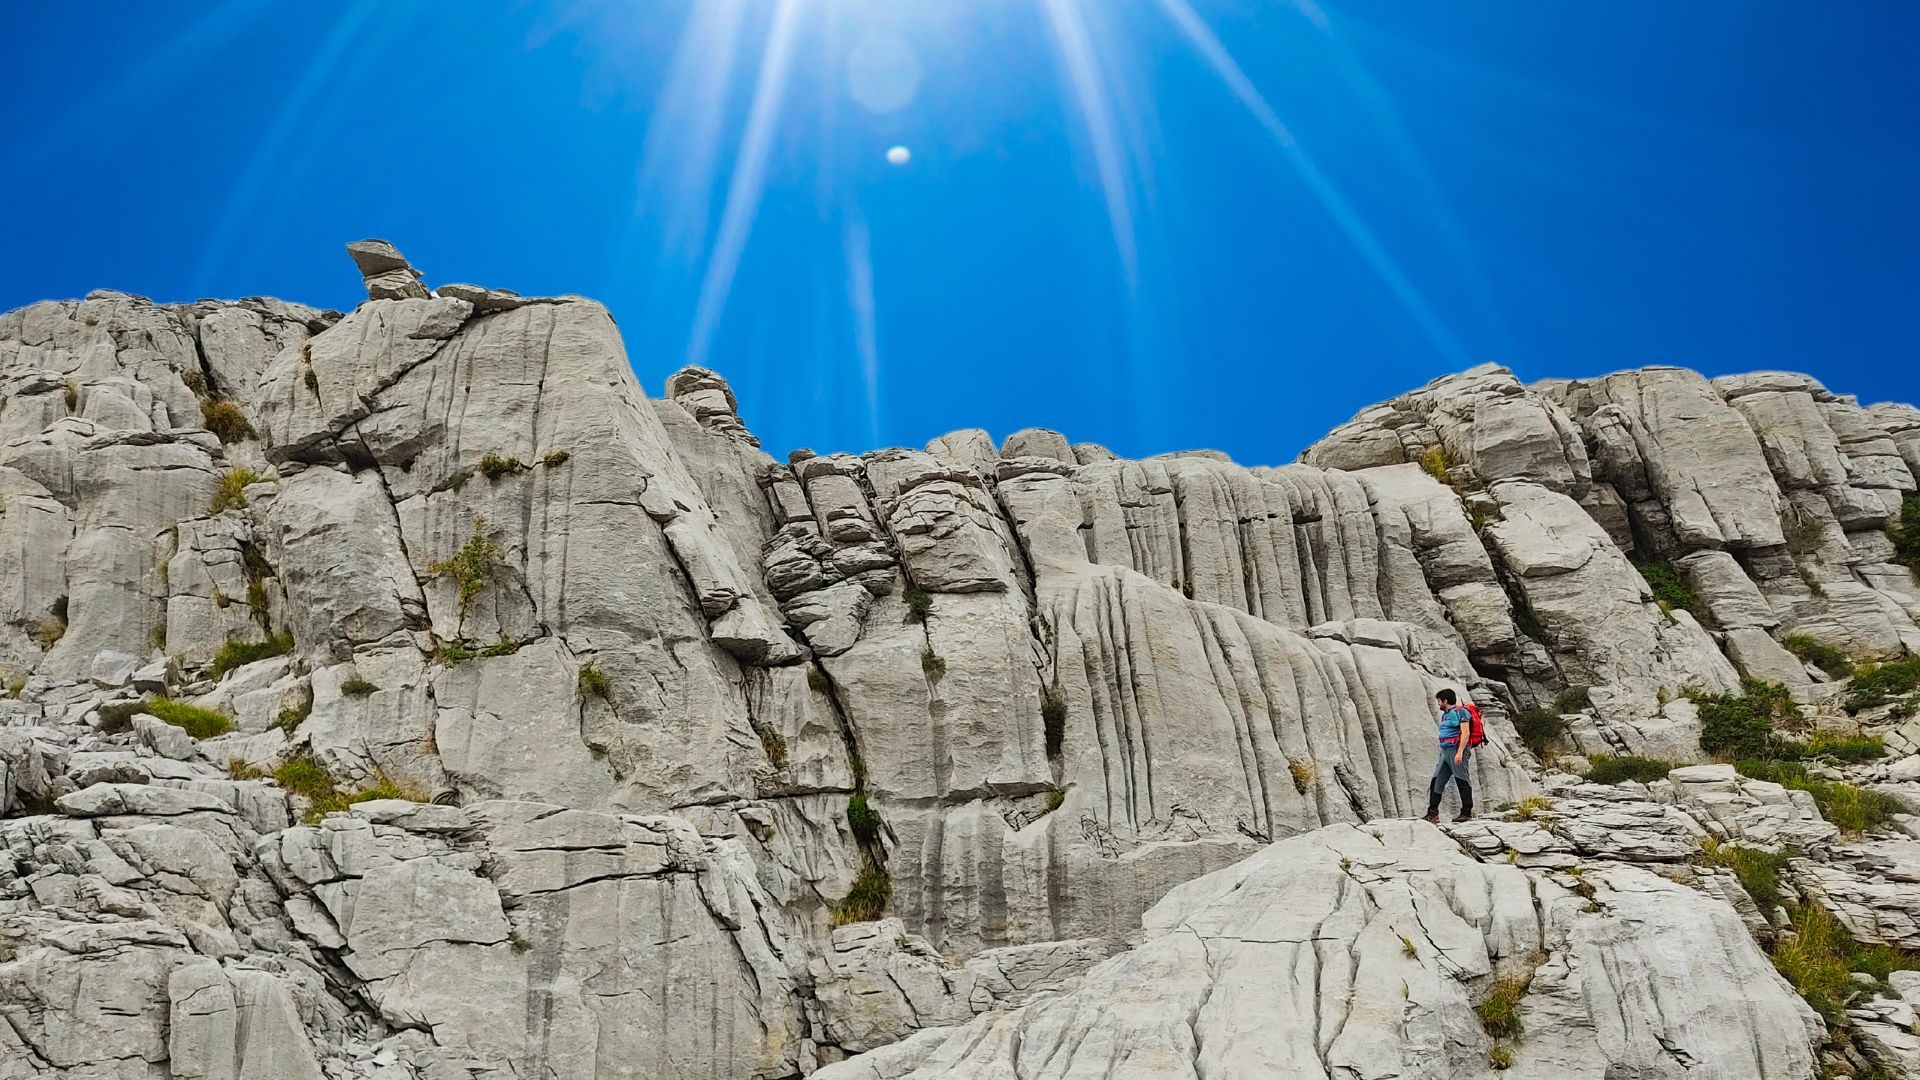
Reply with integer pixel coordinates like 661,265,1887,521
1583,755,1675,785
847,793,881,843
199,400,255,443
340,675,379,697
541,449,570,467
208,633,292,679
1781,634,1854,680
807,665,832,694
274,697,311,734
144,697,234,739
578,663,611,700
210,468,265,513
478,453,527,479
1733,759,1900,835
920,647,946,679
1700,839,1793,913
1633,559,1709,624
833,867,892,926
1475,976,1528,1039
1288,759,1317,793
902,584,933,624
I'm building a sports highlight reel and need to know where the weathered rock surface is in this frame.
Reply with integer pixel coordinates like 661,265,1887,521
0,246,1913,1077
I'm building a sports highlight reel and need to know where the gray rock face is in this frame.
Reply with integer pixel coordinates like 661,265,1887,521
814,821,1820,1080
1,248,1913,1077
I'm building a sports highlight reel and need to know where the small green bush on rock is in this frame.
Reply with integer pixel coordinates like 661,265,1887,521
208,633,292,679
144,697,234,739
1781,634,1854,680
1694,679,1795,760
1584,755,1675,785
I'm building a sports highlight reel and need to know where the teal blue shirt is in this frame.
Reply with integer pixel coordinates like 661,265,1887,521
1439,706,1471,745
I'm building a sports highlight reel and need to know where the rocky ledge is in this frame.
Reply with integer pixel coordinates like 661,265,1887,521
0,242,1917,1078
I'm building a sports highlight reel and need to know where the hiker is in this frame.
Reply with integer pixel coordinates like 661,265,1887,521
1423,688,1475,823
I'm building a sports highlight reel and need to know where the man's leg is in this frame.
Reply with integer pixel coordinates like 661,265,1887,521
1453,751,1474,821
1423,747,1448,822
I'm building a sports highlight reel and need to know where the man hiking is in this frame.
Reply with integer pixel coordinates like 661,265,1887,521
1423,688,1475,823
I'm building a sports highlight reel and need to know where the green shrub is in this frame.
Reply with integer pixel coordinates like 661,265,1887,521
1041,685,1067,758
1802,732,1884,763
340,675,378,697
1771,903,1920,1023
1488,1045,1514,1071
208,633,292,679
95,700,146,734
210,468,265,513
1045,787,1065,813
1513,707,1567,757
225,759,266,781
902,585,933,624
578,663,611,700
1781,634,1854,680
144,697,234,739
1694,679,1795,760
920,647,946,679
1734,759,1901,835
1584,755,1675,785
33,595,68,649
1552,685,1591,713
478,637,519,657
1418,444,1455,486
847,793,881,843
349,774,431,804
272,755,336,802
427,519,502,624
1846,656,1920,711
274,698,311,734
436,640,475,664
1633,559,1708,623
478,453,527,479
1474,976,1528,1039
541,449,570,467
199,400,255,443
807,665,831,694
833,867,891,926
1701,840,1793,913
246,578,270,628
1891,495,1920,578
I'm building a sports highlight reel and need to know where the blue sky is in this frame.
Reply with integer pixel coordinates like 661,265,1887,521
3,2,1914,464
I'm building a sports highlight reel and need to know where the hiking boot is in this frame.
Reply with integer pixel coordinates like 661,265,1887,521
1421,812,1440,824
1453,812,1475,823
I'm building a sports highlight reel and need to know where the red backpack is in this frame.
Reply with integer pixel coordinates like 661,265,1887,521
1463,703,1487,748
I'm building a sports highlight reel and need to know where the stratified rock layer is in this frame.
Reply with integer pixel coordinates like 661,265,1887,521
0,245,1915,1078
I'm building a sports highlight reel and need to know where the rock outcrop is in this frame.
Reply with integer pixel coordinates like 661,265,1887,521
0,243,1915,1078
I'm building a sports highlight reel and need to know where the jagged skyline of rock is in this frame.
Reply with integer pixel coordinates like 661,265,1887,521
0,242,1917,1077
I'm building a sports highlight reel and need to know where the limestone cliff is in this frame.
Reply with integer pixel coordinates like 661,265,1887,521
1,243,1916,1078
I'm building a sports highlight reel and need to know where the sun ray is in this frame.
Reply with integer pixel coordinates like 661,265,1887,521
1037,0,1140,286
1155,0,1471,367
687,0,804,365
843,214,882,446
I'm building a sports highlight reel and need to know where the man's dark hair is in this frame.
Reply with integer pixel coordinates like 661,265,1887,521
1435,688,1457,706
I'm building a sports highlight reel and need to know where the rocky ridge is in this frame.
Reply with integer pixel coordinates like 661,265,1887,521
0,243,1916,1077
